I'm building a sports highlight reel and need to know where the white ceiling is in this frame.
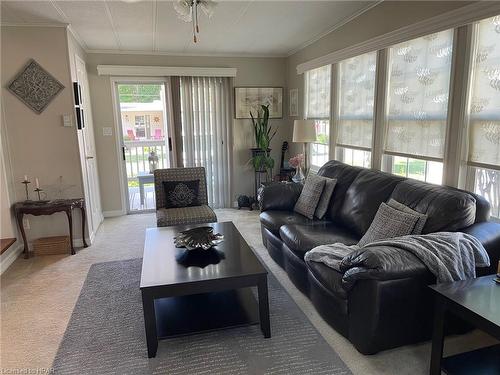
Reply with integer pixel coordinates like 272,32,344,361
1,1,379,57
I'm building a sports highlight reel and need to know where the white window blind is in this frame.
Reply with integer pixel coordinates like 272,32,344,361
179,76,232,208
385,29,454,160
468,15,500,168
337,51,377,150
305,65,331,168
305,65,331,119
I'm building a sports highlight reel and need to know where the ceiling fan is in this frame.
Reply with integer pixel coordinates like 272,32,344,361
122,0,216,43
173,0,217,43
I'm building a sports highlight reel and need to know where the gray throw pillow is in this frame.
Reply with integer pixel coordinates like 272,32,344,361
294,174,326,219
315,177,337,219
358,202,420,247
387,198,427,234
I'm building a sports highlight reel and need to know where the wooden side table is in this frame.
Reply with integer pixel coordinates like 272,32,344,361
13,198,88,258
428,275,500,375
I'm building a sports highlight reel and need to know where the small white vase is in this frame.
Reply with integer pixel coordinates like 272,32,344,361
292,166,305,183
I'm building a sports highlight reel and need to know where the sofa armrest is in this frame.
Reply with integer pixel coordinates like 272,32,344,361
259,182,303,212
462,221,500,275
340,246,432,291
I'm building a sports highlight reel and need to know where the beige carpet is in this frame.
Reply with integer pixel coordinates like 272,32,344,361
1,209,497,374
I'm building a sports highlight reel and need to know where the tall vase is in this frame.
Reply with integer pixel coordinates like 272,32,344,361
292,165,305,183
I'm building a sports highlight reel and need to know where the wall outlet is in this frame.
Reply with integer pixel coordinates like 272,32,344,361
23,217,30,230
102,127,113,136
62,114,72,127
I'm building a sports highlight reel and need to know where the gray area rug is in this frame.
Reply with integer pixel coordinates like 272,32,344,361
52,257,351,374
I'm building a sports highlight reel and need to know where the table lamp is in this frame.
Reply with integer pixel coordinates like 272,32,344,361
293,119,316,172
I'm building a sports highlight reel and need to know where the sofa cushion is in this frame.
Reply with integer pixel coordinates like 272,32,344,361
357,202,421,247
156,205,217,227
339,170,404,237
306,260,348,299
317,160,363,220
294,174,326,219
259,211,326,235
315,177,337,219
279,223,359,258
389,180,476,233
387,199,427,234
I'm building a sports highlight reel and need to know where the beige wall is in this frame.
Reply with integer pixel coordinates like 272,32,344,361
285,1,474,155
1,26,84,243
85,53,288,212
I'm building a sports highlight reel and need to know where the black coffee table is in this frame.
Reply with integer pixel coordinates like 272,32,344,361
140,221,270,358
429,275,500,375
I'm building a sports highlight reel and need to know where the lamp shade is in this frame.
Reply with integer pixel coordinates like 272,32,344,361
293,120,316,142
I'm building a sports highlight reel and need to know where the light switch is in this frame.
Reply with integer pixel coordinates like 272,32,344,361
102,127,113,136
62,114,72,127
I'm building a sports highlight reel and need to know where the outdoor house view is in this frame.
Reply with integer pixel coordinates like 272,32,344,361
118,84,170,211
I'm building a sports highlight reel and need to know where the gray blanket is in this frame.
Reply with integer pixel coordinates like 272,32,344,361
304,232,490,283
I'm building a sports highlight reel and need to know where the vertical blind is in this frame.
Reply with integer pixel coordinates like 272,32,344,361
385,29,454,160
468,15,500,168
179,76,232,208
337,51,377,150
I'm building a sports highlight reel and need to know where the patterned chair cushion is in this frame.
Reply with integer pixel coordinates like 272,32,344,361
156,205,217,227
155,167,209,210
162,180,200,208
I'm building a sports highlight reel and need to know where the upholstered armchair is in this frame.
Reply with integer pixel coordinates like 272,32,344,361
154,167,217,227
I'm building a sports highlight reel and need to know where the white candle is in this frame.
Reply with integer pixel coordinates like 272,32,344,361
24,175,28,182
35,178,40,188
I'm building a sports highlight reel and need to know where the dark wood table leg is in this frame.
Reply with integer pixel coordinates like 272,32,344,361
141,290,158,358
80,204,88,248
16,212,30,258
430,296,446,375
65,209,75,255
258,276,271,338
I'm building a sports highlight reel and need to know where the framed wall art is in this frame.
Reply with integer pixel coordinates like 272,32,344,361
234,87,283,119
289,88,298,117
8,59,64,114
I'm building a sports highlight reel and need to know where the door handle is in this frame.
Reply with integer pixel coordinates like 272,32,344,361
122,146,126,161
86,156,94,159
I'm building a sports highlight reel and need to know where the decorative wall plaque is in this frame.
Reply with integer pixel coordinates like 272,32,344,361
8,59,65,114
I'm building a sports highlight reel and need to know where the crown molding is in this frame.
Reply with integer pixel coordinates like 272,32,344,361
97,65,238,77
0,22,68,28
87,49,286,58
297,1,500,74
286,1,384,57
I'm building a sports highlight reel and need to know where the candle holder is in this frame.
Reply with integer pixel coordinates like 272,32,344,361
22,179,31,201
34,187,45,201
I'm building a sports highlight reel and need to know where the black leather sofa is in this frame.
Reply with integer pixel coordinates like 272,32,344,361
259,160,500,354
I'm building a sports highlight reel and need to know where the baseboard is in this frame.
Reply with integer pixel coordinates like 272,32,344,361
103,210,125,218
0,242,23,274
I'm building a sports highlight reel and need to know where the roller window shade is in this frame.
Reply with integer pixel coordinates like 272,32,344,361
336,51,377,149
385,29,454,160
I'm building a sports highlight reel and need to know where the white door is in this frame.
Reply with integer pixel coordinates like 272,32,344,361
113,80,172,213
75,55,103,241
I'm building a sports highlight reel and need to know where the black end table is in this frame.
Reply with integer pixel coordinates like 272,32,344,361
140,222,271,358
429,275,500,375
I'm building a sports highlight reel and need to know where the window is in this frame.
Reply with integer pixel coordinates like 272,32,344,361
385,155,443,184
336,51,377,167
384,29,453,180
305,65,331,168
467,15,500,216
337,147,371,168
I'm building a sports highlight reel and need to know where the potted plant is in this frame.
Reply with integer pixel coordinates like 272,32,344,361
250,105,277,180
